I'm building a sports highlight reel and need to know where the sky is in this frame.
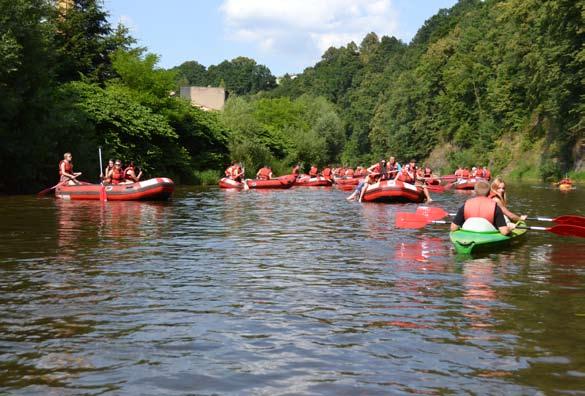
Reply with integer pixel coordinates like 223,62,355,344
104,0,459,76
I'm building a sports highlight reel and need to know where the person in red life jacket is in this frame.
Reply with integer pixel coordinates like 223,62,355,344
59,152,82,185
367,160,382,174
322,166,332,179
396,159,433,202
102,159,114,184
483,166,491,181
110,159,126,185
225,161,244,181
451,180,515,235
124,161,143,183
344,167,354,178
256,165,273,180
309,165,319,178
461,167,471,179
475,166,485,178
490,177,527,223
454,166,464,178
386,157,401,179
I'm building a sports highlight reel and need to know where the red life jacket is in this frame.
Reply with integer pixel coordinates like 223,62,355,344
398,165,416,184
322,168,332,178
345,168,354,177
124,166,135,180
111,167,125,184
461,169,470,178
59,160,73,175
484,169,491,180
386,162,399,178
370,163,381,173
257,167,272,180
309,166,318,177
475,168,484,178
463,196,496,224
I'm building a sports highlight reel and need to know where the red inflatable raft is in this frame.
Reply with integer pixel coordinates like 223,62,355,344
334,177,360,186
246,174,296,189
55,178,174,201
454,178,479,190
361,180,425,203
219,177,244,189
295,175,333,187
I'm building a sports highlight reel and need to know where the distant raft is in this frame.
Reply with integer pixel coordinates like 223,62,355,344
55,178,174,201
295,175,333,187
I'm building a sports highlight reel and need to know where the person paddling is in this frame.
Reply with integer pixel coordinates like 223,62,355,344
451,180,515,236
490,177,527,223
309,165,319,178
59,152,82,185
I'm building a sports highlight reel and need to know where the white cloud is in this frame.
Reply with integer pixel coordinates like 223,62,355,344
219,0,399,69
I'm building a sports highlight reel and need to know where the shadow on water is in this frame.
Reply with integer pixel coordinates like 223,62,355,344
0,183,584,394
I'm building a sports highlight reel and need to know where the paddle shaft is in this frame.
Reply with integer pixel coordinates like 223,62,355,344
98,146,104,177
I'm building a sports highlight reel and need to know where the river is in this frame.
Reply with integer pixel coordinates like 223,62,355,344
1,183,584,395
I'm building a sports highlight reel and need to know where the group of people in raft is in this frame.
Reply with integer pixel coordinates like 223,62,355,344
454,165,492,180
225,156,435,202
59,152,142,186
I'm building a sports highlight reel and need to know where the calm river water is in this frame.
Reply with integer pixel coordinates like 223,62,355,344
1,183,584,395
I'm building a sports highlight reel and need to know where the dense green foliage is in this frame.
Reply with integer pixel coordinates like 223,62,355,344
173,57,277,95
261,0,584,179
0,0,229,192
2,0,583,192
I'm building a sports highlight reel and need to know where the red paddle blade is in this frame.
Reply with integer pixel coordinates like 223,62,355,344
553,215,585,227
416,206,449,221
395,213,430,229
548,225,585,238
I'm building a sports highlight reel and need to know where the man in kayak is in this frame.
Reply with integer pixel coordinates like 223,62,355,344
59,152,82,185
256,165,273,180
450,180,516,235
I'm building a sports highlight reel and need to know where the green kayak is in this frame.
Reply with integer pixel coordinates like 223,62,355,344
450,221,527,255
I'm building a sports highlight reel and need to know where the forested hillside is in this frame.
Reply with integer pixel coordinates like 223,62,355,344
251,0,583,180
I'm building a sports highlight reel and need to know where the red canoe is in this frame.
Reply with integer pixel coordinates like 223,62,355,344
361,180,425,203
246,174,296,189
296,175,333,187
55,178,174,201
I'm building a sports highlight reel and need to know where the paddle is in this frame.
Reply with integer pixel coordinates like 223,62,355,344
37,180,67,196
98,146,107,202
415,206,585,227
395,212,585,238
